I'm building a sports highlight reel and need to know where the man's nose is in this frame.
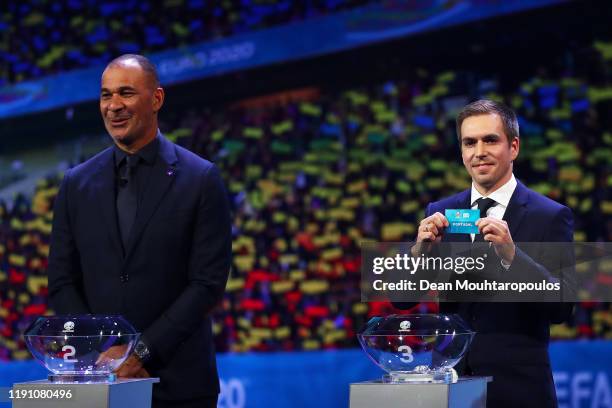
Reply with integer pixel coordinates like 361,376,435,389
108,94,124,111
475,140,486,157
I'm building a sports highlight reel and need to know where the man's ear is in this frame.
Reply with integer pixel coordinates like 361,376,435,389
153,87,165,113
510,136,520,161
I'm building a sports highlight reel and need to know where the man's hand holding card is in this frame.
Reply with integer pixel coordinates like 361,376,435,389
416,209,515,266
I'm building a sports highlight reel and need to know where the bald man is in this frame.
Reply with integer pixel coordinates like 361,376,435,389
48,54,231,408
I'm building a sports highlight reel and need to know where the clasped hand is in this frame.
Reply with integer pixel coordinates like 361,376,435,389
95,344,150,379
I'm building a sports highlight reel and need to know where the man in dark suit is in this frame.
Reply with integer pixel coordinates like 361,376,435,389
408,100,573,407
47,54,231,408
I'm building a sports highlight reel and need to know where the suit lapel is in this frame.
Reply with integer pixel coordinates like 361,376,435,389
123,135,178,264
503,180,529,240
93,148,124,258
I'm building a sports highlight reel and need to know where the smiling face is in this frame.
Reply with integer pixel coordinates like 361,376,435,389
100,60,164,152
460,113,519,195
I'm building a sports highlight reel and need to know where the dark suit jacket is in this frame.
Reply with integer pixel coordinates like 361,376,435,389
399,180,574,408
48,134,232,401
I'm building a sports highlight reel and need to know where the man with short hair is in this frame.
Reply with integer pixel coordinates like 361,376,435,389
409,99,573,407
48,54,231,408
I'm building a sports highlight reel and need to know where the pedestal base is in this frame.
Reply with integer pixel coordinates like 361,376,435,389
48,373,116,383
12,378,159,408
350,376,492,408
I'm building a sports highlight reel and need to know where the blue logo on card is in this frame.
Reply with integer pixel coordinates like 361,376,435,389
445,209,480,234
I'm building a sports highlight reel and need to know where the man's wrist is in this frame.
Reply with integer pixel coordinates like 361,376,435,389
495,242,515,267
133,339,152,363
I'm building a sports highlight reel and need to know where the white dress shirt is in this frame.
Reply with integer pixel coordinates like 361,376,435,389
469,174,517,268
469,173,517,242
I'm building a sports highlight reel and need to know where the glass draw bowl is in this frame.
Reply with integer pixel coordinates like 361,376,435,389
357,314,475,383
24,315,140,383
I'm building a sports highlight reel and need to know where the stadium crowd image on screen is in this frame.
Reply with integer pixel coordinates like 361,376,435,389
0,1,610,408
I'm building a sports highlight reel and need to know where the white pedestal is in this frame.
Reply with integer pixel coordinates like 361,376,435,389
350,377,492,408
12,378,159,408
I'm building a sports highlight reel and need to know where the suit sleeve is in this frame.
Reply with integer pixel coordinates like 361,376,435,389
509,205,575,323
143,164,232,364
47,169,90,314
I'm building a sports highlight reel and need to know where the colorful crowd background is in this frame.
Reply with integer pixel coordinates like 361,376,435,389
0,0,373,85
1,37,611,359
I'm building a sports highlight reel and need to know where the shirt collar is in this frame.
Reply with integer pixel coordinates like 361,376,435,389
114,133,159,168
470,174,517,208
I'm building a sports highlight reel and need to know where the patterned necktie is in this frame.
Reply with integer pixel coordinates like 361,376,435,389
116,155,139,252
474,197,496,242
